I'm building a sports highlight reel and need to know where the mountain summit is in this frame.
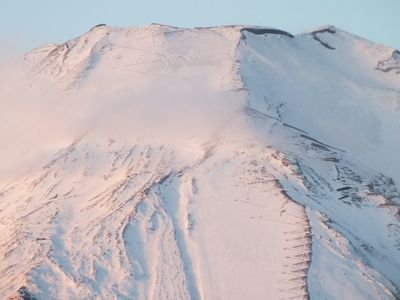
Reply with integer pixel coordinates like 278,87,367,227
0,24,399,299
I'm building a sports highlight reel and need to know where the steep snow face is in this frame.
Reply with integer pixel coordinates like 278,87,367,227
240,27,400,298
0,24,400,300
241,26,400,185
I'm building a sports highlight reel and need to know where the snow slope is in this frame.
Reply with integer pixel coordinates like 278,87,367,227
0,24,399,300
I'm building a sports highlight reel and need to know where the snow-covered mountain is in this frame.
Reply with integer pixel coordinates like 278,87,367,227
0,24,400,300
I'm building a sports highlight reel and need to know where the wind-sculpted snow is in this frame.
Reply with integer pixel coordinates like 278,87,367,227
0,24,400,299
0,140,313,299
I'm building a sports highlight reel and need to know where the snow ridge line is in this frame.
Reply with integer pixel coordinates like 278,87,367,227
234,35,313,299
277,185,312,300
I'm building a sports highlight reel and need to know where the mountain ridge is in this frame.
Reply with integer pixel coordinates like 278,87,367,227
0,24,399,299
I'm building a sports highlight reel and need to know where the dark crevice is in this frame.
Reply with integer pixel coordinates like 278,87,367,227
299,134,345,152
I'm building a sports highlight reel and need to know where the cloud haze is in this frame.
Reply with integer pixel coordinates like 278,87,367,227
0,64,247,184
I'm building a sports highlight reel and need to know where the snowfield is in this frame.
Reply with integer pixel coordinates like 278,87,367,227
0,24,399,299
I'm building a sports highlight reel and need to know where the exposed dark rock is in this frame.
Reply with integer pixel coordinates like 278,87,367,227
376,50,400,74
241,27,294,38
9,287,38,300
311,27,337,35
90,24,107,30
310,27,336,50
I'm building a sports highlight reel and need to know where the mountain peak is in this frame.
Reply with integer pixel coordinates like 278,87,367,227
1,23,400,300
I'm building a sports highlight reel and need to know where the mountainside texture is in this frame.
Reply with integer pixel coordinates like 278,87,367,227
0,24,400,300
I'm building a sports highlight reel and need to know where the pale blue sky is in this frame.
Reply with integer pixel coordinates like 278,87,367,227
1,0,399,59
